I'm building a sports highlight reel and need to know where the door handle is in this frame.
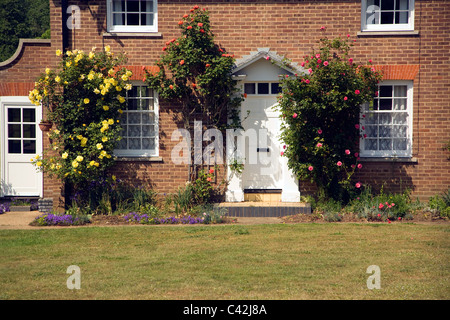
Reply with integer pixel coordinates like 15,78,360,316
257,148,270,152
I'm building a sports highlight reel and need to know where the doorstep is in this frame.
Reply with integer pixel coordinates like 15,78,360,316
217,201,311,217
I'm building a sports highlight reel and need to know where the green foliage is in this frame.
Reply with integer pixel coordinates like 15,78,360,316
0,0,49,61
143,5,242,131
29,47,132,189
165,168,217,215
428,189,450,218
347,186,413,221
277,32,382,202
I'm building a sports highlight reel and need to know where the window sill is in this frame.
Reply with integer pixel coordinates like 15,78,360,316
359,157,418,163
115,156,163,162
103,32,162,38
357,30,419,37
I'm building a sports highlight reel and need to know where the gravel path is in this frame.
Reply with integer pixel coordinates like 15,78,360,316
0,211,42,230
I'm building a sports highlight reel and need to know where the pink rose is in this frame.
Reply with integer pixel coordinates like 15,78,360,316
301,62,305,67
315,53,320,59
293,113,298,118
198,23,203,27
345,149,350,155
355,89,360,94
318,129,322,134
344,96,348,101
357,163,362,169
355,182,361,188
355,124,360,129
308,166,313,171
337,161,342,166
308,68,313,74
323,61,328,66
317,143,323,148
280,151,284,156
354,152,359,157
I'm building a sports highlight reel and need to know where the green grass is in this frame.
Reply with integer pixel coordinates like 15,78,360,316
0,223,449,300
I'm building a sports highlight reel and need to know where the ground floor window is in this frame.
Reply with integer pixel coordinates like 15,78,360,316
115,82,159,157
360,81,413,158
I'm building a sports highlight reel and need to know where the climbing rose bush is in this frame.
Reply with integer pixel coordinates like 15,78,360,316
143,5,242,130
278,32,382,202
29,46,132,186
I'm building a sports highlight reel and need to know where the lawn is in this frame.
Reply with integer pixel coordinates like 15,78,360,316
0,222,449,300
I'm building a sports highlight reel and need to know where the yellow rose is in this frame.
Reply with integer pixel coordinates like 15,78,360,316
45,68,50,75
104,45,110,52
108,119,114,125
102,136,108,142
36,161,42,167
72,160,79,168
83,98,90,104
56,49,62,56
76,155,84,162
96,143,103,150
118,95,125,103
62,152,68,159
103,105,109,111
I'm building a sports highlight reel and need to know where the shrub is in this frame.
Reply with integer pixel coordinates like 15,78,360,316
428,190,450,219
29,46,132,202
277,30,382,203
348,187,413,221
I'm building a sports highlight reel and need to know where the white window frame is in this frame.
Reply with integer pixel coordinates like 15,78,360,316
106,0,158,33
114,82,159,157
360,80,413,158
244,82,281,96
361,0,415,32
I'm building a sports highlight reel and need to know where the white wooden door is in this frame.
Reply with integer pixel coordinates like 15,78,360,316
241,96,282,190
1,98,42,196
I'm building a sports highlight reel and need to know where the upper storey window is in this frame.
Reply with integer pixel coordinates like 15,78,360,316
361,0,415,32
107,0,158,33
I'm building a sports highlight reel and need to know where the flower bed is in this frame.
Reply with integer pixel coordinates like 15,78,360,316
124,212,205,225
30,213,91,226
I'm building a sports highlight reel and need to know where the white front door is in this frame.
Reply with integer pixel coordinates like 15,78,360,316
1,97,43,197
241,95,282,190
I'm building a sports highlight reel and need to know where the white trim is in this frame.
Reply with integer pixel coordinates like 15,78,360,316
361,0,415,32
360,80,413,158
0,96,43,197
106,0,158,33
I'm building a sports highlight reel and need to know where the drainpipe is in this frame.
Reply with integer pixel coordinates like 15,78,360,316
61,0,69,53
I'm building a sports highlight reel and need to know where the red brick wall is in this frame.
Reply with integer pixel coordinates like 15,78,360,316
2,0,449,205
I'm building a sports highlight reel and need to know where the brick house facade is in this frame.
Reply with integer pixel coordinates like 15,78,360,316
0,0,449,211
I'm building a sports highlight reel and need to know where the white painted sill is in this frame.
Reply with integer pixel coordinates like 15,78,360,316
359,157,418,163
357,30,419,37
103,32,162,38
